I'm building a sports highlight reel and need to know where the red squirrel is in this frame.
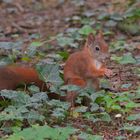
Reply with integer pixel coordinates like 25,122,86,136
0,32,112,106
64,31,113,106
0,66,46,90
0,66,65,100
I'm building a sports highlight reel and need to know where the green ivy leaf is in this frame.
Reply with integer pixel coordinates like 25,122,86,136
74,106,88,113
121,83,132,89
135,87,140,99
27,41,43,57
28,85,40,93
79,25,96,35
90,103,99,112
100,78,111,89
99,112,111,122
0,106,44,122
30,92,48,103
0,41,23,50
36,64,63,86
0,90,30,105
57,51,69,60
78,132,103,140
30,41,43,47
120,124,140,133
120,53,136,64
57,36,74,47
49,99,70,110
125,101,138,108
111,104,121,110
111,53,136,64
0,57,13,66
60,85,81,92
83,112,111,123
110,13,123,21
6,125,77,140
110,40,126,52
111,55,122,63
114,136,126,140
127,113,140,121
51,108,66,118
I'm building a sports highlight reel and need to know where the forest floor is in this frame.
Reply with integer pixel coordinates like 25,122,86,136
0,0,140,140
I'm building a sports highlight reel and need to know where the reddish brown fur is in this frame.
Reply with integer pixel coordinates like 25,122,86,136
0,66,45,90
64,32,112,106
0,66,67,100
0,32,112,106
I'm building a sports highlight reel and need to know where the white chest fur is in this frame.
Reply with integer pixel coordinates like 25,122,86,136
94,60,102,70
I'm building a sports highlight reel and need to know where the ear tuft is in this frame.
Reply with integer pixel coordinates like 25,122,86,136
86,33,95,46
97,30,103,39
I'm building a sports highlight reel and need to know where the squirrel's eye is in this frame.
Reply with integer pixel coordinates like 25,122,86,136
95,46,100,51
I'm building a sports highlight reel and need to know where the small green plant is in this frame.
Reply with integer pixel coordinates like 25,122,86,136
1,124,103,140
4,125,77,140
111,53,136,64
74,88,138,113
120,124,140,133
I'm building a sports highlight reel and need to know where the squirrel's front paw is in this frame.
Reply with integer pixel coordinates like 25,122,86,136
104,69,113,77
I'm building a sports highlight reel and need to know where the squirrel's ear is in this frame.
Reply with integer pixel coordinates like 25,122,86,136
86,33,95,47
97,30,103,39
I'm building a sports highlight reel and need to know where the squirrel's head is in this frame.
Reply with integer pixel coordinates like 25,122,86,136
84,31,109,63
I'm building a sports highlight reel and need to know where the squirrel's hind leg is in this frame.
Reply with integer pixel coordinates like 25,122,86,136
66,77,86,107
